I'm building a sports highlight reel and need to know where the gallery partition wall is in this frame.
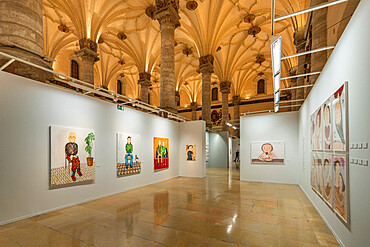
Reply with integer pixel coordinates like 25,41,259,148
0,71,206,225
240,1,370,246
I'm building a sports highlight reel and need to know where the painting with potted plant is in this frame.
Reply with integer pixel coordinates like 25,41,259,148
50,126,96,188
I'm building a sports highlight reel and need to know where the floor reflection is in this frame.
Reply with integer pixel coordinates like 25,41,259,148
0,167,340,247
153,191,169,228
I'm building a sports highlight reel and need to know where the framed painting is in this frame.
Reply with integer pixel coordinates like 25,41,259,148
333,154,348,223
250,141,285,164
314,152,324,197
154,137,169,171
186,145,196,161
310,153,317,192
332,83,347,151
116,133,142,177
323,97,333,150
50,126,95,188
322,153,333,207
314,107,323,151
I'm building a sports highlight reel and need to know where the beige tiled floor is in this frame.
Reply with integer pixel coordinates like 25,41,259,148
0,166,340,246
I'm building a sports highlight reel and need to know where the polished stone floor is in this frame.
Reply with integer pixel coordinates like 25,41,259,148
0,166,340,247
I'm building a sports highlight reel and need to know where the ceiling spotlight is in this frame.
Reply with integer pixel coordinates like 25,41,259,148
186,1,198,10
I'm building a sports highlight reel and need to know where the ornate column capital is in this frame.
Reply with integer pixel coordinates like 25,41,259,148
76,39,99,62
220,81,231,94
232,95,240,104
154,0,180,28
199,55,214,74
138,72,152,87
190,102,197,110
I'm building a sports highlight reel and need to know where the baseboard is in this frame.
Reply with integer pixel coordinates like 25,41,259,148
240,178,298,185
0,175,179,226
298,184,345,247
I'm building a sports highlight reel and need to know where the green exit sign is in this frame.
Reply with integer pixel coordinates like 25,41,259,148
117,105,124,111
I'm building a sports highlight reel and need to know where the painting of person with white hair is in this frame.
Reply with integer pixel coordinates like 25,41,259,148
332,84,346,151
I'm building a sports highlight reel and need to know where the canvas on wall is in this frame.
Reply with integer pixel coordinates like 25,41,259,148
116,133,141,177
250,141,285,164
314,152,324,197
310,153,317,192
333,154,348,223
186,145,196,161
332,84,346,151
323,97,333,150
309,82,349,226
154,137,169,171
314,107,323,150
50,126,95,187
323,153,333,206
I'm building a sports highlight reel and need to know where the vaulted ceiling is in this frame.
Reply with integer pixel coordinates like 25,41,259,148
42,0,313,107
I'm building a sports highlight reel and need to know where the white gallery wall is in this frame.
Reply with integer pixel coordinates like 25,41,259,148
298,0,370,246
208,131,229,168
0,71,204,224
240,112,299,184
179,121,206,178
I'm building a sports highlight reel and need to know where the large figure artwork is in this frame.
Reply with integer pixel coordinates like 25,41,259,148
323,98,333,150
251,141,285,164
309,82,349,225
116,133,141,177
333,154,347,222
186,145,196,161
323,154,333,206
154,137,169,170
332,85,346,151
50,126,95,187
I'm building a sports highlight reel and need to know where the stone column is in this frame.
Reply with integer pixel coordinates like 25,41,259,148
311,0,327,85
75,39,99,85
155,1,180,113
0,0,50,81
289,67,297,111
199,55,214,128
175,91,180,106
233,95,241,137
294,27,306,102
138,72,151,103
190,102,197,120
220,81,231,131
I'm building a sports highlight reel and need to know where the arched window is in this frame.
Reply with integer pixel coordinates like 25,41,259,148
117,80,122,95
71,60,79,79
257,79,265,94
177,95,180,106
212,87,218,101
